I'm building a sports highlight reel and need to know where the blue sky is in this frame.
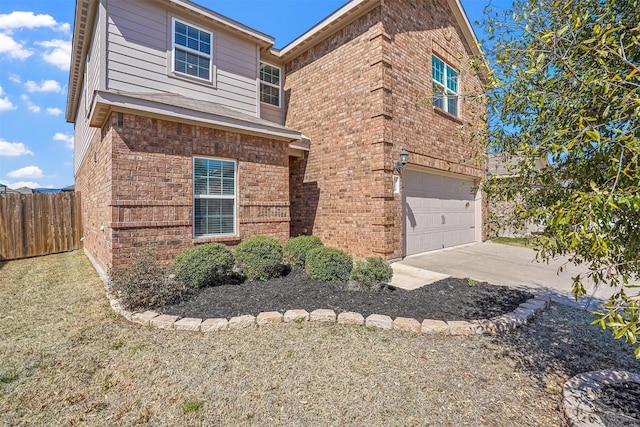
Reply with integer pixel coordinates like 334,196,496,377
0,0,509,190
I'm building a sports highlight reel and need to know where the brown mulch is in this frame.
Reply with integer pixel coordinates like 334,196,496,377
1,251,638,426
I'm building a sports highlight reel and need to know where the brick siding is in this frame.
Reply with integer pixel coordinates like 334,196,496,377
76,112,290,271
286,0,487,259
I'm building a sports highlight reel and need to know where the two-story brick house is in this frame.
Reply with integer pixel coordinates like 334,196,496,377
66,0,487,273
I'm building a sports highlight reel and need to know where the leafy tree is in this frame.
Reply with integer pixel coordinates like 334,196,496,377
483,0,640,355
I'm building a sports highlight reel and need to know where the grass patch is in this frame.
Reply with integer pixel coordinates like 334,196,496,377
0,371,19,384
180,399,204,414
490,236,538,247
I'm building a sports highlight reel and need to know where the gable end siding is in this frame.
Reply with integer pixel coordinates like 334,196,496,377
105,0,259,117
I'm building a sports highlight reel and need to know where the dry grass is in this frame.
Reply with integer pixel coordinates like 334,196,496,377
1,251,637,426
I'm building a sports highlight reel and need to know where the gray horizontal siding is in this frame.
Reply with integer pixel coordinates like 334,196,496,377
260,103,283,125
105,0,259,117
74,89,97,174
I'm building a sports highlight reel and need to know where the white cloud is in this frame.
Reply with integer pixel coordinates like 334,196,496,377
20,94,40,113
53,132,74,149
7,166,43,179
25,79,62,93
0,138,33,156
46,107,63,116
0,33,32,60
9,73,21,84
0,97,16,111
0,12,58,31
0,87,16,111
0,180,42,190
58,23,71,34
36,39,71,70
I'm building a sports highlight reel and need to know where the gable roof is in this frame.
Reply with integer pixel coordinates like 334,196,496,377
277,0,483,63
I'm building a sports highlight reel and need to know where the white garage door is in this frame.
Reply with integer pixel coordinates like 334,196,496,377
404,169,477,255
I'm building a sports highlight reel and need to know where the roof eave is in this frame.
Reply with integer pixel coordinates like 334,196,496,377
159,0,275,48
278,0,381,62
90,91,303,142
65,0,98,124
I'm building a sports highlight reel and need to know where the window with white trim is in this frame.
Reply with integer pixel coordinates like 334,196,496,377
173,19,212,81
260,62,281,107
193,157,236,236
432,55,459,116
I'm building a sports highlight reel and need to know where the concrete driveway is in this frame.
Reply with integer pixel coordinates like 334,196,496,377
391,241,619,310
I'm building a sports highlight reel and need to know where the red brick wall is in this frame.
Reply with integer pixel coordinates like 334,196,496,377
384,0,486,178
77,112,291,270
286,8,392,258
75,127,113,272
286,0,487,259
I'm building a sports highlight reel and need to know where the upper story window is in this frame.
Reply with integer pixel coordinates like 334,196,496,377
260,62,281,107
173,19,212,81
193,157,236,237
432,55,459,116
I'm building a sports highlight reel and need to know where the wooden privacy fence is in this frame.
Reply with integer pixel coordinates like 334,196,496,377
0,192,82,261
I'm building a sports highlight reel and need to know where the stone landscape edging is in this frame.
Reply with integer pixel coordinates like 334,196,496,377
107,289,551,336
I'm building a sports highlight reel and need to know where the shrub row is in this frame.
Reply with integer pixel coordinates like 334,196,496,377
109,235,394,311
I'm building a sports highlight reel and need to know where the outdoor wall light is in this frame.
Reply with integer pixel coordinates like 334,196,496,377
396,149,409,171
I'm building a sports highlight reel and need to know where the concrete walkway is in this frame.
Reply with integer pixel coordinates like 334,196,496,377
391,241,619,310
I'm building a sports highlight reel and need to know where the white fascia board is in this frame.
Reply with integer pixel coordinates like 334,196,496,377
163,0,275,47
278,0,380,58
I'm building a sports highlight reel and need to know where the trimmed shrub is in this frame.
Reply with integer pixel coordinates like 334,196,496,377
234,235,284,281
306,246,353,282
173,243,234,288
108,248,188,311
349,257,394,292
283,235,324,269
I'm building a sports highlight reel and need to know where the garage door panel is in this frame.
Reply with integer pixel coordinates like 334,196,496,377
404,169,477,256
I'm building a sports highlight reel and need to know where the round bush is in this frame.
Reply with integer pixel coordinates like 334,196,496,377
305,246,353,282
349,257,394,292
283,235,324,269
173,243,234,288
234,235,284,281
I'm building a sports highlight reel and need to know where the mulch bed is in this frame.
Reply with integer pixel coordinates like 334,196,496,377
592,382,640,427
160,269,533,321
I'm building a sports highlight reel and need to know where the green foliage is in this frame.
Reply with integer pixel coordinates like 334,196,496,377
348,257,393,292
283,235,324,269
234,235,284,281
180,399,204,414
306,246,353,282
173,243,234,288
108,247,188,311
0,371,19,384
483,0,640,354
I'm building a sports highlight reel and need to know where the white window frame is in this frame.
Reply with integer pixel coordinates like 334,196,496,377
259,61,281,108
193,157,237,238
432,55,459,117
171,18,213,83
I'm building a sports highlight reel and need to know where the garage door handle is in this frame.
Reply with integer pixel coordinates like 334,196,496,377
441,215,446,225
